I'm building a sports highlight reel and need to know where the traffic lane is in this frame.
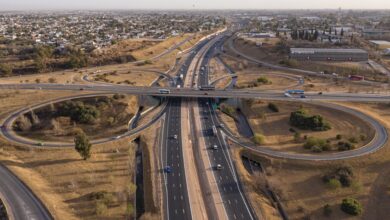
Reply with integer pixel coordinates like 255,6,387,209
199,100,254,220
165,99,192,220
0,165,53,220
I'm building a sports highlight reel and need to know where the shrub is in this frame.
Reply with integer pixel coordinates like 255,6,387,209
303,137,329,150
336,134,342,140
294,132,301,142
327,178,341,189
323,166,354,187
268,103,279,112
359,134,367,141
257,76,271,84
290,109,331,131
323,204,332,217
340,198,363,215
311,145,323,153
57,101,100,124
337,141,355,151
348,137,358,143
253,133,265,145
95,201,108,216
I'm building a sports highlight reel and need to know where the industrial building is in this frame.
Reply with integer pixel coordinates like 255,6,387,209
289,48,368,61
369,40,390,50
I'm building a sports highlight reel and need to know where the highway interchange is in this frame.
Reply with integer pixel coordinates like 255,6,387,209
0,28,389,220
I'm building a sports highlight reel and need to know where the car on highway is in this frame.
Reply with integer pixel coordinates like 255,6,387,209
318,92,323,95
164,166,172,173
211,145,219,150
300,95,306,98
219,124,225,128
173,134,178,139
216,164,223,170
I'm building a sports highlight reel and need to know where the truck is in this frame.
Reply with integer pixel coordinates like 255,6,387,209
199,85,215,91
285,89,305,95
158,89,171,94
348,75,364,81
179,74,184,80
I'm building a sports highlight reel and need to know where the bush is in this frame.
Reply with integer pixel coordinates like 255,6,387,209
253,133,265,145
323,204,332,217
290,109,331,131
326,178,341,189
268,103,279,112
341,198,363,215
279,59,299,67
303,137,329,150
323,166,354,187
336,134,342,140
57,101,100,124
257,76,271,84
294,132,301,142
348,137,358,143
337,141,355,151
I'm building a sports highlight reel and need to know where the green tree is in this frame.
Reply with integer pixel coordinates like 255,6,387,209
341,198,363,215
74,129,92,160
253,133,265,145
0,63,12,76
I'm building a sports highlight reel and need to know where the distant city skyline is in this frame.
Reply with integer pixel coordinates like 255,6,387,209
1,0,390,10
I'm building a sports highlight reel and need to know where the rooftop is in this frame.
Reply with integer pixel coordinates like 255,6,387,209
370,40,390,45
290,48,368,54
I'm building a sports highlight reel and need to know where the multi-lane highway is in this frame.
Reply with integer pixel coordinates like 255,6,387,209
194,32,256,220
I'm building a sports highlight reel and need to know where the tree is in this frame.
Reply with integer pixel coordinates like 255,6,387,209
0,63,12,76
341,198,363,215
74,129,92,160
253,133,265,145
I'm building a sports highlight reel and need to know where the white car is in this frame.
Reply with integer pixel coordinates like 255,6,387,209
216,164,223,170
173,135,178,139
212,145,219,150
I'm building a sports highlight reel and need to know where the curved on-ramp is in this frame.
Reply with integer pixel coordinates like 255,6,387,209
225,101,388,161
0,93,167,147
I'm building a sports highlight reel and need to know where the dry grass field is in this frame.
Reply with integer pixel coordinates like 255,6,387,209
243,100,374,154
234,102,390,220
0,88,166,220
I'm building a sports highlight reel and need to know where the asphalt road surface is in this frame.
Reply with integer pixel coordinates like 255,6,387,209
199,99,255,220
161,99,192,220
0,165,53,220
1,83,389,102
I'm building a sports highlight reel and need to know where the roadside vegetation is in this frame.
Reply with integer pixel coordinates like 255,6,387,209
13,95,137,141
289,108,331,131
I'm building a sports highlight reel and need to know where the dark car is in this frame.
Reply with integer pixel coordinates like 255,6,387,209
164,166,172,173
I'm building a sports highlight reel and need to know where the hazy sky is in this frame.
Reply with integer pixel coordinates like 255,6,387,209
1,0,390,10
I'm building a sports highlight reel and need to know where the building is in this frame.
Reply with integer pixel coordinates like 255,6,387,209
384,48,390,56
369,40,390,50
363,29,390,40
290,48,368,62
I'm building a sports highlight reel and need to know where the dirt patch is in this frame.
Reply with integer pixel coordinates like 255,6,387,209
234,73,297,90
